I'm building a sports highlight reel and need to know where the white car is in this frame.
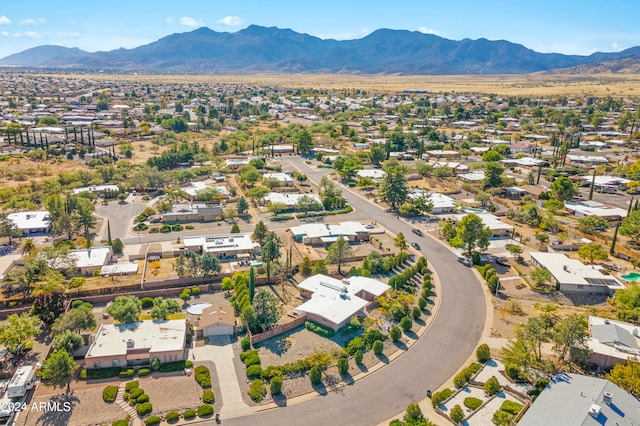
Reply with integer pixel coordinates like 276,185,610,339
364,224,375,229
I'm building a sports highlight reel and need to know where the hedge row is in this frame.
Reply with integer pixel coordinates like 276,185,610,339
305,320,335,338
478,264,499,294
158,360,193,372
431,388,454,408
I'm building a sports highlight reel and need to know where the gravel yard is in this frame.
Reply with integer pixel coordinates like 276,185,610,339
22,387,125,426
140,375,205,415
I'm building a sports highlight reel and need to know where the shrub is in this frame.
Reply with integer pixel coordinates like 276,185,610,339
125,381,139,392
372,340,384,355
123,393,129,401
136,402,152,416
354,350,363,364
102,386,118,403
411,306,421,320
119,369,134,378
195,366,211,388
183,409,196,419
476,343,491,363
246,365,263,379
141,297,154,308
467,363,482,374
185,360,193,369
493,410,515,426
454,370,471,389
138,368,151,377
248,379,267,402
418,297,427,310
345,336,365,355
197,404,214,417
464,397,483,410
389,326,402,341
171,224,183,231
166,411,180,422
151,358,160,371
241,337,251,351
499,400,523,415
400,316,413,332
191,287,201,296
71,299,85,309
243,354,261,367
484,376,501,396
112,420,129,426
450,404,464,423
136,394,149,404
337,357,349,375
79,369,87,379
270,376,283,395
158,360,190,372
129,387,144,400
305,321,335,338
309,365,322,385
84,367,123,380
240,349,258,362
145,416,161,425
431,388,454,408
202,389,215,404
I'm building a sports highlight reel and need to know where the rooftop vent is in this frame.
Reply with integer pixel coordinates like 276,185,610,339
126,338,135,349
589,404,601,418
604,319,610,325
603,392,613,404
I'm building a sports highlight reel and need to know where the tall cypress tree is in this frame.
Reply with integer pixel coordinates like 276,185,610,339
610,221,620,255
588,168,596,200
249,267,255,303
107,221,112,247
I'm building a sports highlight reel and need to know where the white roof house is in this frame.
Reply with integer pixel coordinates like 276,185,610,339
501,157,548,167
182,233,260,258
356,169,386,182
69,247,112,274
567,154,609,164
587,316,640,369
72,184,119,195
564,201,628,221
263,192,321,209
6,211,51,234
290,222,370,245
262,172,294,186
579,175,632,188
296,274,390,330
181,181,229,200
458,171,485,182
530,252,625,294
453,213,513,236
408,190,456,214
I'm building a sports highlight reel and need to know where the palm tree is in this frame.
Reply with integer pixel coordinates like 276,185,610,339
20,238,36,256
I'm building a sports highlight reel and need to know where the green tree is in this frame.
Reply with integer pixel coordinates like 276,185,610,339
50,305,96,336
52,331,84,354
296,129,314,154
370,146,386,165
476,343,491,363
30,291,66,326
450,405,464,424
620,210,640,246
337,357,349,375
400,316,413,332
577,242,608,264
379,165,408,210
311,259,328,275
577,216,609,234
270,375,283,395
450,214,492,258
482,150,503,162
484,376,501,396
530,267,553,285
74,197,96,238
261,231,283,283
606,359,640,398
552,314,588,364
550,176,577,201
372,340,384,355
394,232,409,253
300,257,312,276
150,297,181,320
112,238,124,255
107,296,142,323
252,221,269,245
338,157,363,181
230,223,241,233
295,195,323,212
40,350,79,393
0,313,42,352
544,199,564,215
483,162,504,189
239,166,262,187
309,365,322,386
20,238,37,256
237,197,249,214
267,202,288,216
326,235,353,274
506,244,523,262
246,187,269,204
0,217,20,245
390,326,402,341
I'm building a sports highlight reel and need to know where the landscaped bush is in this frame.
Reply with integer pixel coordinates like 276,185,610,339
112,419,129,426
138,368,151,377
102,386,118,403
476,343,491,363
159,360,190,372
240,349,258,362
197,404,214,417
129,388,145,400
202,389,215,404
418,297,427,310
411,306,421,320
389,326,402,341
248,379,267,402
305,321,335,338
309,365,322,386
119,369,134,378
337,357,349,375
493,410,515,426
400,316,413,332
71,299,86,309
499,400,523,415
136,402,152,416
191,287,201,296
372,340,384,355
454,370,471,388
354,350,363,364
243,354,261,367
183,409,196,419
246,365,263,379
241,337,251,351
431,388,454,408
450,404,464,424
270,376,283,395
125,381,139,392
185,360,193,369
484,376,501,396
144,416,161,425
83,367,123,380
171,224,183,231
160,224,172,233
194,366,212,388
463,397,483,410
141,297,154,308
345,336,365,355
136,394,149,404
467,363,482,374
166,411,180,422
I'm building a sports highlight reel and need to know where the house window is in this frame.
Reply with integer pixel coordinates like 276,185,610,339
577,285,584,289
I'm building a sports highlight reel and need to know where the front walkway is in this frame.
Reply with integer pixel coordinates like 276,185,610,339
192,336,250,417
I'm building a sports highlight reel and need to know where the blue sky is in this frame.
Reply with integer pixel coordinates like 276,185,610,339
1,1,638,59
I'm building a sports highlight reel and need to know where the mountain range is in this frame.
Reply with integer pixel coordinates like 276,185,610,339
1,25,639,74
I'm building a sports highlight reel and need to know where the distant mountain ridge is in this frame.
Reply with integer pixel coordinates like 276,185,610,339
1,25,639,74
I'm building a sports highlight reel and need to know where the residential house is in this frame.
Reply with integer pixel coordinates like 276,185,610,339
162,204,223,223
289,222,370,246
6,211,51,235
193,303,236,338
587,316,640,369
182,233,260,259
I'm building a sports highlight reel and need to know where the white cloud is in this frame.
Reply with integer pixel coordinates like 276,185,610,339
179,16,205,28
358,27,370,37
1,32,8,37
418,27,440,35
216,16,243,26
19,18,45,26
612,42,622,51
165,17,174,24
13,31,41,38
0,16,11,25
322,27,371,40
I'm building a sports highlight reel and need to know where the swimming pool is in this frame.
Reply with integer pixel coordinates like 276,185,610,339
186,303,212,315
460,206,485,214
621,272,640,282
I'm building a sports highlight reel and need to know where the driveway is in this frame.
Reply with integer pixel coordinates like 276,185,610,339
95,195,149,240
225,157,487,426
193,336,250,415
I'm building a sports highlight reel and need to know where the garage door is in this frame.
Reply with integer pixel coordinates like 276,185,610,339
204,324,232,337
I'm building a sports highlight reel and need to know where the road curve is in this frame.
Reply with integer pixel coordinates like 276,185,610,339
226,157,487,426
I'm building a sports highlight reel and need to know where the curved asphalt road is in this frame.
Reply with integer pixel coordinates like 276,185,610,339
227,157,486,426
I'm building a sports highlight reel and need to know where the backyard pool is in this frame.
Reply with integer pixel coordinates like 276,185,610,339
460,206,485,214
621,272,640,282
186,303,212,315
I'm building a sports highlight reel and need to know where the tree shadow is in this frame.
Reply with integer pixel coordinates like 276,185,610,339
339,372,354,386
312,382,327,396
375,353,389,364
272,393,288,407
421,308,432,316
404,330,418,340
415,318,426,327
34,392,80,426
356,363,368,373
393,340,408,350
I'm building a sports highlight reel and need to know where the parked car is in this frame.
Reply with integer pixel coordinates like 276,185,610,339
411,242,421,250
365,223,375,229
412,228,423,236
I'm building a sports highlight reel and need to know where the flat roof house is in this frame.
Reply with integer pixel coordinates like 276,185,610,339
529,252,625,294
296,274,390,331
181,181,229,201
519,372,640,426
6,211,51,235
356,169,386,183
182,233,260,259
289,222,370,245
408,190,456,214
162,204,223,223
264,192,322,209
565,201,628,221
587,316,640,369
262,172,294,186
85,320,186,369
453,213,513,238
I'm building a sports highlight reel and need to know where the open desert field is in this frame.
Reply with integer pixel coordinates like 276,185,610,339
38,72,640,96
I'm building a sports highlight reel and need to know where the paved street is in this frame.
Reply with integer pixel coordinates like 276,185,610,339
224,157,487,426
